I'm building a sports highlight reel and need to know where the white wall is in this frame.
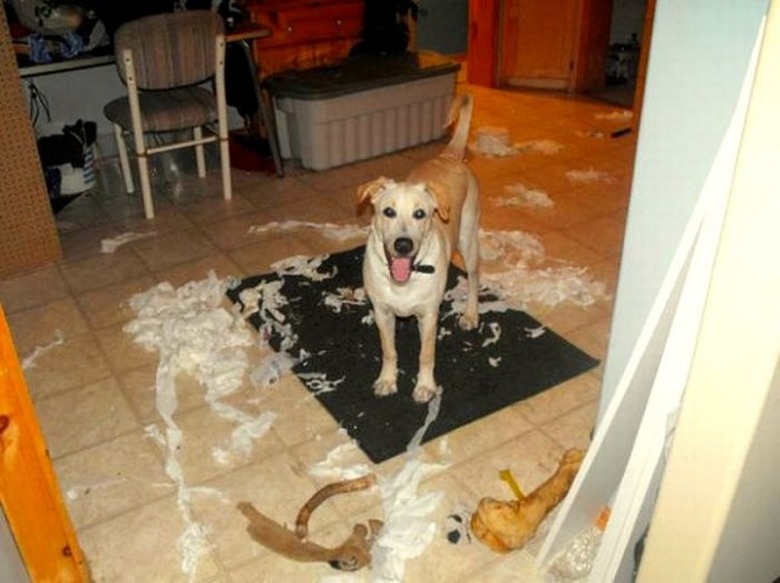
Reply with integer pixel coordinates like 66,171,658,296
21,65,126,137
22,64,244,156
597,0,769,424
637,3,780,575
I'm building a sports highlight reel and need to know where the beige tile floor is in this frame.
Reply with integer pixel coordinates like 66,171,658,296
0,83,637,582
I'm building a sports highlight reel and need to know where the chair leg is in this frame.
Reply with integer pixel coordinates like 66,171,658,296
259,86,285,178
136,153,155,220
113,123,135,193
194,127,206,178
219,134,232,202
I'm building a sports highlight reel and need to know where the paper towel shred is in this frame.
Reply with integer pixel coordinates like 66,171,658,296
371,394,445,582
480,228,546,264
272,254,337,281
235,280,298,351
309,442,372,481
211,407,276,465
22,329,64,369
566,168,616,184
100,231,156,253
473,229,608,311
516,139,564,155
498,183,554,209
248,220,368,242
481,322,502,347
124,272,276,581
371,458,444,583
298,372,345,395
324,287,369,313
469,126,519,157
249,352,298,388
594,109,633,120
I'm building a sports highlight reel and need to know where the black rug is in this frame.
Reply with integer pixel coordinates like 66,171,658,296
227,246,599,463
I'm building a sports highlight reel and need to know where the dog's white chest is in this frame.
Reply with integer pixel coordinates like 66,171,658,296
363,259,445,318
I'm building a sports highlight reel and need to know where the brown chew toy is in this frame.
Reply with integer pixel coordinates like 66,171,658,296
471,449,585,553
237,474,383,571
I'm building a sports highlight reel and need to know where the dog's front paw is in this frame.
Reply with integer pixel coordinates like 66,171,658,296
412,382,440,404
373,377,398,397
458,312,479,331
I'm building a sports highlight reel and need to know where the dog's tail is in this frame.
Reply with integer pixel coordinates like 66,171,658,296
442,93,474,160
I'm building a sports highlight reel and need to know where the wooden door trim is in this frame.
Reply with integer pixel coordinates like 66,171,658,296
0,307,89,581
467,0,500,86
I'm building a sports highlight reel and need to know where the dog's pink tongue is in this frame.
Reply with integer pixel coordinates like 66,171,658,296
390,257,413,282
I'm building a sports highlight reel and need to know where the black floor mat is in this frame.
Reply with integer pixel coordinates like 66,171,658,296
227,246,599,463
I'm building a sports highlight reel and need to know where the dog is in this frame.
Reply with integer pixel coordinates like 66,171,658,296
356,93,480,403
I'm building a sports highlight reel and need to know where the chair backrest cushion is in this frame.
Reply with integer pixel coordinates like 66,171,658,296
114,10,224,90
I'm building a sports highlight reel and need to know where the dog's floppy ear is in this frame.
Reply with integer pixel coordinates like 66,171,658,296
356,177,394,205
425,181,451,222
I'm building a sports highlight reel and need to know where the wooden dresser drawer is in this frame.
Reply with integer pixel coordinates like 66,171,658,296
251,1,364,48
246,0,365,75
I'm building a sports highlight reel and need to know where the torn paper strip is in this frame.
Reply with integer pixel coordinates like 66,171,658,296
371,457,444,583
272,254,337,281
124,272,273,581
249,352,298,388
22,329,64,369
515,139,564,155
594,109,633,120
100,231,156,253
498,183,554,209
248,220,368,242
309,442,372,481
323,286,369,314
566,168,616,184
470,126,519,157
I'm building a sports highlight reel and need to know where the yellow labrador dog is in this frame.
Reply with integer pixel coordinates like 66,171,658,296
357,93,480,403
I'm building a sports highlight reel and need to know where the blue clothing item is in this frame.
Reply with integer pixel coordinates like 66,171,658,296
60,32,85,59
28,33,52,64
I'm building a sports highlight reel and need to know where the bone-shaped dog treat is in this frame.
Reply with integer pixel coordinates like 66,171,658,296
471,449,585,553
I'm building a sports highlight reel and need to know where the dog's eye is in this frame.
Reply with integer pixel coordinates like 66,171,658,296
383,207,396,218
413,209,426,219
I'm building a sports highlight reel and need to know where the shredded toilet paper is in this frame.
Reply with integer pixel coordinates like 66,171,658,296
498,183,554,208
124,271,275,580
248,220,368,242
22,329,64,369
100,231,156,253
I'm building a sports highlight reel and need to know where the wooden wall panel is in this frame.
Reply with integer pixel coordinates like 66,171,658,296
0,8,62,280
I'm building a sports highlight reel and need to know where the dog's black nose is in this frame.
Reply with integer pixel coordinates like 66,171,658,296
394,237,413,256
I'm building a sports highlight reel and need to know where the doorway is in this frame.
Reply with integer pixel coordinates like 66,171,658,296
593,0,650,108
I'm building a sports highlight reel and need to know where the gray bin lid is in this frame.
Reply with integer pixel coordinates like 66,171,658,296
265,52,461,100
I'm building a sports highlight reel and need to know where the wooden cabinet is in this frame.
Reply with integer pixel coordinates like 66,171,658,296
468,0,612,93
245,0,365,76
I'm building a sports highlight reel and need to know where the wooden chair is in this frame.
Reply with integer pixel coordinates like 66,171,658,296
104,10,232,219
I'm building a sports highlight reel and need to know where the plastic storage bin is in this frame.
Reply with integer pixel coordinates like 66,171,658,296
266,52,460,170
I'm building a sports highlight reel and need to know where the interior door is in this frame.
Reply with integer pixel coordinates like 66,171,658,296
500,0,581,89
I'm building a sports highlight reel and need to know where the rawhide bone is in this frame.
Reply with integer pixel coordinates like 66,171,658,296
237,474,382,571
471,449,585,553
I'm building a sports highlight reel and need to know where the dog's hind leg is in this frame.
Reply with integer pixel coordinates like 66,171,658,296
372,306,399,397
458,179,481,331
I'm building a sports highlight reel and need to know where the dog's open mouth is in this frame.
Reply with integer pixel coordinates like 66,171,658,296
386,251,415,283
